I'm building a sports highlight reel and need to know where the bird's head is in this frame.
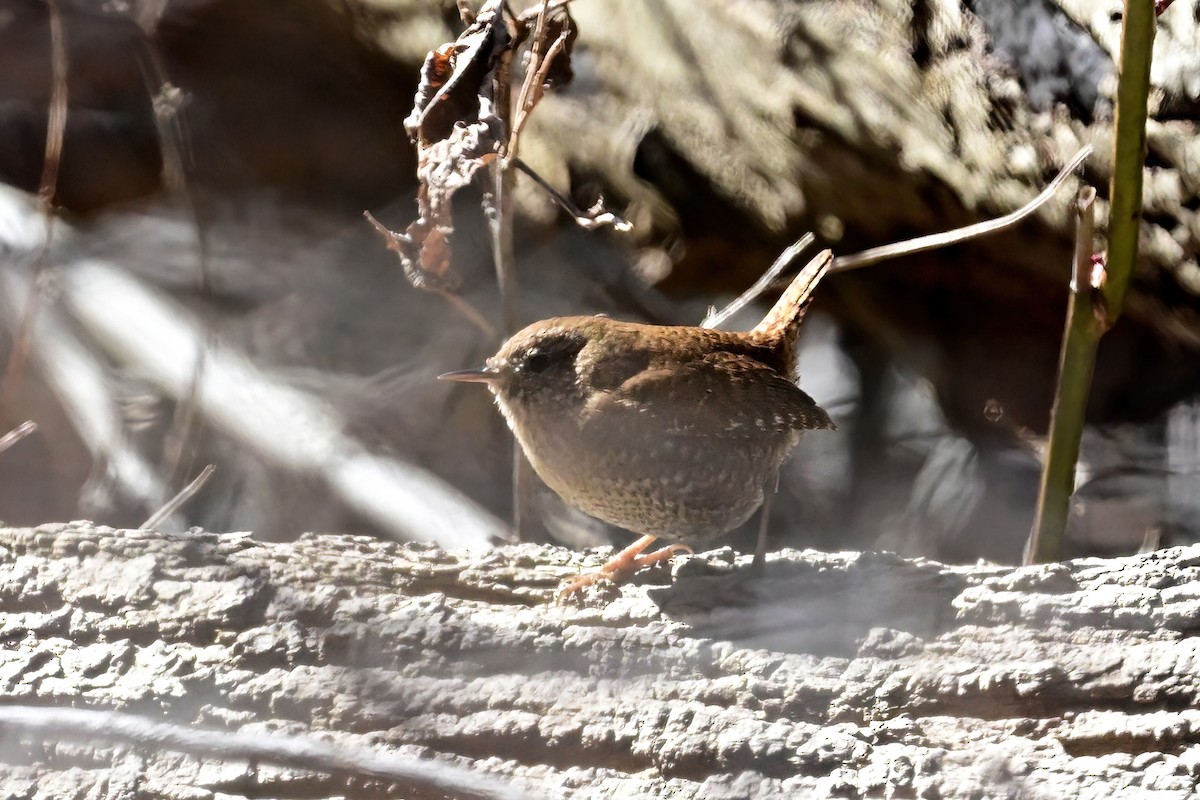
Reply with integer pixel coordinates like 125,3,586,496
439,318,606,415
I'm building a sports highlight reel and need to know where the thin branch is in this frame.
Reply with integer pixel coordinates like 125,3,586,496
512,158,631,232
485,13,525,538
0,421,37,456
0,705,540,800
137,46,212,294
702,234,815,329
135,45,214,486
489,151,527,536
37,0,67,209
363,211,496,338
510,0,550,155
140,464,216,531
832,146,1094,272
515,0,575,20
510,2,571,153
487,57,520,338
4,0,69,390
487,161,519,341
440,288,500,339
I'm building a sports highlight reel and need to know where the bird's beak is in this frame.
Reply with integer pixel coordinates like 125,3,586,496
438,368,501,384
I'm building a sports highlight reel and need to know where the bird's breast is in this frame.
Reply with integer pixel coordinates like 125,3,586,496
499,397,797,542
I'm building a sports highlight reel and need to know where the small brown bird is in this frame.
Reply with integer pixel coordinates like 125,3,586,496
441,250,836,595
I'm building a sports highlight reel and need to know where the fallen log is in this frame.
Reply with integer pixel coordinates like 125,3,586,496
1,522,1198,798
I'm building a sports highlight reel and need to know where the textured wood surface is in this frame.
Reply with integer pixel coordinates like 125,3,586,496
2,522,1199,798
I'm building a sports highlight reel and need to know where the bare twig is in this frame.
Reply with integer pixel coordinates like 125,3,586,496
515,0,575,19
364,211,496,338
512,158,631,232
490,4,528,539
511,0,552,148
832,146,1094,272
486,149,526,533
4,0,69,391
138,49,211,293
37,0,67,210
509,0,572,153
491,0,579,541
702,234,815,329
704,148,1088,331
133,42,216,484
0,421,37,456
488,132,519,338
140,464,216,531
0,705,540,800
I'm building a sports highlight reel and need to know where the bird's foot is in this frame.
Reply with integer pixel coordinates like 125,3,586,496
556,535,693,603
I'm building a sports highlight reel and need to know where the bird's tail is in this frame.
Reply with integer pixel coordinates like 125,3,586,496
750,249,833,347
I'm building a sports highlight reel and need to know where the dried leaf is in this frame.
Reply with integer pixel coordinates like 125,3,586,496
404,2,513,146
530,5,577,89
379,1,515,293
375,0,591,301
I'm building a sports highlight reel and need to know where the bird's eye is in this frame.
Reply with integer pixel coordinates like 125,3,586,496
525,351,553,373
510,331,586,377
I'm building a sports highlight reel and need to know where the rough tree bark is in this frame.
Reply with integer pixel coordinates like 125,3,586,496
3,1,1199,552
1,522,1199,799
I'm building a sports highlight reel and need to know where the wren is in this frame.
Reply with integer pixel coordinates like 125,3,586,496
441,249,836,596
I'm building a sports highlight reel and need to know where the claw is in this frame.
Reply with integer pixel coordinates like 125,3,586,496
556,535,693,603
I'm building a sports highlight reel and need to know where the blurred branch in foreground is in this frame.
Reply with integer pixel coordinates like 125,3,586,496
0,705,539,800
0,185,504,548
0,420,36,455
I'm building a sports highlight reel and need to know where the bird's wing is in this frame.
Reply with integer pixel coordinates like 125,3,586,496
583,350,834,439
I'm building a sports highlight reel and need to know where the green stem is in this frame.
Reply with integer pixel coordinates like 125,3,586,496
1026,189,1098,564
1103,0,1157,321
1025,1,1157,563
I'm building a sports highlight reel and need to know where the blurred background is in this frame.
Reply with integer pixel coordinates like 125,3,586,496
1,0,1199,564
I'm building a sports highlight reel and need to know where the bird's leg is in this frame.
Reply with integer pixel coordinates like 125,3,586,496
752,470,781,574
557,534,693,601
